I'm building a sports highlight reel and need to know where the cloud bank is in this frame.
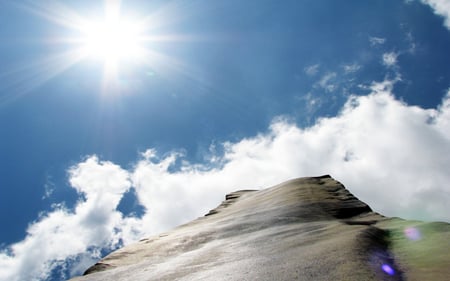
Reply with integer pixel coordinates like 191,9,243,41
1,80,450,280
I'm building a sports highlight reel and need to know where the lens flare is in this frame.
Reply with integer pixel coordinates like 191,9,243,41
381,264,395,275
404,227,421,241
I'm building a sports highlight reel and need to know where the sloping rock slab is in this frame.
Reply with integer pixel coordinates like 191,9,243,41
71,175,449,281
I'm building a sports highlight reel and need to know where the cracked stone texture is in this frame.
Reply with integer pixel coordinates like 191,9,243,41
70,175,450,281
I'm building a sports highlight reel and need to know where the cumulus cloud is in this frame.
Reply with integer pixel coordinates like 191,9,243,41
421,0,450,30
1,80,450,280
0,157,133,281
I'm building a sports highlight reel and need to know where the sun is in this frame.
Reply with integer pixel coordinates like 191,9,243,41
9,1,194,99
73,9,150,91
80,18,145,63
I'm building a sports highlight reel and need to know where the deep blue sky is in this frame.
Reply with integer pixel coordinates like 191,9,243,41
1,1,450,280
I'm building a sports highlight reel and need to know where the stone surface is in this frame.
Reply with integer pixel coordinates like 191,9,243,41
70,175,450,281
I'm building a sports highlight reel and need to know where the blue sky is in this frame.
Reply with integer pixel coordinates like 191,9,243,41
1,0,450,280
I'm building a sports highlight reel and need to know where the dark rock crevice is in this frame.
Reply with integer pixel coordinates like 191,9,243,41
83,262,113,276
357,226,405,281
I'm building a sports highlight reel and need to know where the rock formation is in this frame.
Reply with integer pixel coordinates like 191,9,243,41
70,175,450,281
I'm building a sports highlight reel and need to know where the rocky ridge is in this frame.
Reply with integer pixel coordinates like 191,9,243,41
71,175,450,281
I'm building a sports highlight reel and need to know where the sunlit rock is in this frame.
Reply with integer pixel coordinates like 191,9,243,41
70,175,450,281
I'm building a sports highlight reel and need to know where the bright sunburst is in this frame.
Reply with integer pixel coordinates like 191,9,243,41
4,0,197,101
80,17,144,63
72,2,150,90
76,13,147,91
18,0,151,93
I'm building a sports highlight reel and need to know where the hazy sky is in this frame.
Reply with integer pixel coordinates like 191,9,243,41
1,0,450,280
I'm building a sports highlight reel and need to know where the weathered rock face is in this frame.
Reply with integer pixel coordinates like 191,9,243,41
71,176,450,281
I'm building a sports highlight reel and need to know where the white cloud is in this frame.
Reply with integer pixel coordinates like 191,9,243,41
421,0,450,30
304,64,320,76
382,52,399,67
369,36,386,46
342,63,361,74
0,158,133,281
1,80,450,280
316,72,338,92
42,175,55,200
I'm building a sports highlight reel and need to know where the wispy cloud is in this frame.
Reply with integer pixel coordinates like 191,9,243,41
342,63,361,74
304,64,320,76
369,36,386,46
42,175,55,200
317,72,338,92
382,52,399,67
1,80,450,280
421,0,450,30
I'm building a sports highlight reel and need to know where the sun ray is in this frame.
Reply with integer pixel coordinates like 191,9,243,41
4,0,213,100
0,49,87,106
15,1,86,32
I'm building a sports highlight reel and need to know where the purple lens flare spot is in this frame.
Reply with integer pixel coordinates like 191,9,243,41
404,227,421,241
381,264,395,275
